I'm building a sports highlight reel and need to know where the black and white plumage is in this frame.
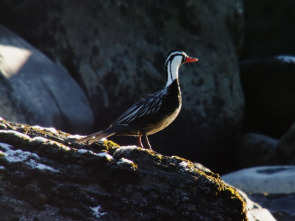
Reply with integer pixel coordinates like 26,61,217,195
77,50,198,149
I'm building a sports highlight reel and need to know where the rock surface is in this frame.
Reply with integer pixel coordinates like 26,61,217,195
0,118,249,221
240,56,295,138
237,118,295,168
0,0,245,173
237,133,279,168
0,25,94,134
233,188,276,221
277,121,295,164
250,193,295,221
222,166,295,194
223,166,295,220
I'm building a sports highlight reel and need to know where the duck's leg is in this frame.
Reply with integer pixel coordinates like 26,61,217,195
138,136,144,148
142,134,152,150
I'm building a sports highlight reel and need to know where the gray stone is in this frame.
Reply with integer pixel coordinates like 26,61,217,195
249,193,295,221
277,121,295,164
0,0,244,172
243,0,295,58
222,166,295,194
0,25,94,133
241,56,295,138
232,187,277,221
237,133,279,167
250,208,277,221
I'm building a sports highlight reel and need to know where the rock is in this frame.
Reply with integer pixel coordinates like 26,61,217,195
0,25,94,134
233,188,277,221
223,166,295,220
249,193,295,221
238,122,295,167
0,0,245,173
222,165,295,194
277,121,295,164
250,208,277,221
237,133,279,168
240,56,295,138
243,0,295,58
0,118,249,220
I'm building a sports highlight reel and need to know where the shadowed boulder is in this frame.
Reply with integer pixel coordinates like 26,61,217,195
0,25,94,134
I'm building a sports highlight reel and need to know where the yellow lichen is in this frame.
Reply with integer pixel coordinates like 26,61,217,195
103,140,120,150
218,184,245,203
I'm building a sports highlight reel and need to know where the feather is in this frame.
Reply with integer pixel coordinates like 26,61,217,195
113,88,168,125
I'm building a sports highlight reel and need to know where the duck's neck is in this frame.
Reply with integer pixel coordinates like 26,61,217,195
165,59,180,87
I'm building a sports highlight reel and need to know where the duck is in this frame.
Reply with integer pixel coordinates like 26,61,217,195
77,50,198,149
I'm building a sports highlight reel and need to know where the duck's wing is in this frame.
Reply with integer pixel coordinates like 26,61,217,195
112,88,168,126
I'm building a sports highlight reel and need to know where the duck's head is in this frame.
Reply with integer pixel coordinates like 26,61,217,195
165,50,198,87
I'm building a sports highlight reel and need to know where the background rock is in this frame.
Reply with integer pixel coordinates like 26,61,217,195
249,193,295,221
242,0,295,58
277,121,295,164
240,56,295,138
223,166,295,220
237,123,295,168
0,0,245,172
0,26,94,132
237,133,279,168
0,25,94,134
232,188,277,221
237,5,295,219
222,166,295,194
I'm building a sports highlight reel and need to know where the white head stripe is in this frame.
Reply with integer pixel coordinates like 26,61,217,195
165,55,184,87
165,51,187,65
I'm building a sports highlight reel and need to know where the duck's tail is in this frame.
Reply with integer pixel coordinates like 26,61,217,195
77,129,115,145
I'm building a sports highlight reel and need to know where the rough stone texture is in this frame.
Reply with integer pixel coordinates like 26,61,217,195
0,118,248,221
240,56,295,139
0,25,94,134
0,0,245,173
237,133,279,168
